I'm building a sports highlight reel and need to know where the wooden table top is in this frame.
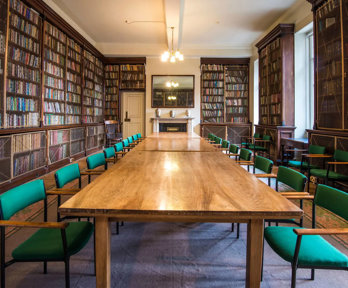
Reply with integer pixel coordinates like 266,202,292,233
60,140,302,221
136,133,218,152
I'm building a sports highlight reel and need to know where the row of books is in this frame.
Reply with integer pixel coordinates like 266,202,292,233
7,79,39,96
10,0,40,26
67,38,81,53
269,72,281,83
121,73,144,80
105,79,118,86
9,29,40,55
203,81,224,88
44,101,64,113
105,102,118,108
228,117,248,123
105,65,119,72
226,98,248,106
95,59,103,69
270,103,281,114
202,73,224,80
260,106,269,115
45,87,64,100
45,22,66,43
318,97,340,113
201,64,224,71
94,107,103,116
106,87,118,94
95,84,103,93
84,60,94,71
85,80,93,89
71,140,84,155
44,61,64,77
270,50,281,62
67,82,81,94
7,96,37,111
50,130,69,145
68,48,81,62
225,69,247,77
260,96,268,105
120,64,144,71
203,116,224,123
320,78,342,95
270,93,281,103
225,91,248,98
67,59,80,72
83,106,93,115
13,132,43,153
226,106,247,114
7,62,40,83
44,34,66,55
7,112,39,127
84,50,95,63
45,114,64,125
318,60,342,79
95,67,104,77
201,103,223,109
317,0,339,19
67,71,81,83
202,110,223,117
66,104,81,114
66,92,81,103
44,75,64,89
202,88,224,96
84,68,94,80
10,47,40,68
66,115,80,124
71,128,84,140
225,76,248,84
105,72,119,78
83,96,92,106
271,116,281,125
49,144,69,163
105,95,117,102
13,150,45,176
105,109,117,115
202,96,224,102
10,13,39,39
226,84,248,91
120,81,144,88
44,49,65,66
94,99,102,107
319,40,341,59
83,115,94,123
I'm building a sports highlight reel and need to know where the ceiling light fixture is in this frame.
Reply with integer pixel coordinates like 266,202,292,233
166,81,179,88
161,27,184,63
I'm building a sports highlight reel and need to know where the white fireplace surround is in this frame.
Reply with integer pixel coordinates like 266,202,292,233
151,117,194,133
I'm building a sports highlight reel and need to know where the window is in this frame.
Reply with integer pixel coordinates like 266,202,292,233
306,32,314,131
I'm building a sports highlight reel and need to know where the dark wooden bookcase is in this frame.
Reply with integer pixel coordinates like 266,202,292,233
120,64,145,90
104,65,119,121
255,24,296,161
200,58,251,144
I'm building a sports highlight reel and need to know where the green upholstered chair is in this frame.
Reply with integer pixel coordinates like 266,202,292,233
114,142,127,158
206,133,215,143
137,133,144,141
241,132,261,148
219,140,230,153
122,138,133,152
104,146,117,167
127,136,137,147
52,163,83,222
288,144,326,173
308,149,348,189
252,156,274,186
249,134,271,157
235,148,253,172
226,144,239,160
264,184,348,288
132,134,141,144
85,153,107,183
211,137,223,148
0,179,94,288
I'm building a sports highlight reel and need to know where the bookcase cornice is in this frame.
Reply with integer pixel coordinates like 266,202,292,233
255,24,294,52
104,57,147,65
200,58,250,65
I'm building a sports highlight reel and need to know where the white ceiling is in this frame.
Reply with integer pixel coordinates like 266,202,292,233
48,0,301,57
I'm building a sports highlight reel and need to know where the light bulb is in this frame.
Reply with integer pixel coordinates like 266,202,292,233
161,51,170,62
166,81,171,87
175,51,181,58
178,53,184,61
170,55,176,63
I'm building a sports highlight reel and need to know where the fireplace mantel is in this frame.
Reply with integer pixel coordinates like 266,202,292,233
151,117,194,133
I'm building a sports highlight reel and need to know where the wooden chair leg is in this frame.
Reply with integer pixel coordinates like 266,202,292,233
231,223,234,232
237,223,240,239
291,265,297,288
116,222,119,235
43,261,47,274
65,259,70,288
311,269,315,280
1,227,5,288
93,218,96,276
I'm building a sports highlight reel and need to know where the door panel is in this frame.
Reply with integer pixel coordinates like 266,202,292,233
121,92,144,139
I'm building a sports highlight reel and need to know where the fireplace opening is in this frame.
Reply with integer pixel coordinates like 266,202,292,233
159,123,187,132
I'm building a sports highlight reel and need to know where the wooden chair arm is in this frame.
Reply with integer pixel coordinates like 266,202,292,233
115,151,127,155
294,228,348,236
327,162,348,165
106,158,116,163
211,144,221,146
279,192,309,196
81,170,104,175
254,139,271,143
46,188,80,195
284,195,315,200
302,154,332,158
235,161,254,164
227,153,239,157
254,174,277,178
0,220,68,229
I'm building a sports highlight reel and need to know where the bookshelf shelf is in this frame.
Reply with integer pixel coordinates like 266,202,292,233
105,65,119,121
120,64,145,90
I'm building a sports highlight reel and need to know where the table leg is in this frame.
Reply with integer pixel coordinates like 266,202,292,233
95,217,111,288
246,219,264,288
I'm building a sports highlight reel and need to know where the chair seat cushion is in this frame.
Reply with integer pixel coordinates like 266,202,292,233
248,145,267,151
265,226,348,268
310,169,348,181
288,160,317,169
12,222,93,261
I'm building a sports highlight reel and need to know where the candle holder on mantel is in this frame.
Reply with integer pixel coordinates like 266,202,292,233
155,108,161,117
170,110,176,118
186,110,191,117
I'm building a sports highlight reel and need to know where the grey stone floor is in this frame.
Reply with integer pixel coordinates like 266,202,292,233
3,215,348,288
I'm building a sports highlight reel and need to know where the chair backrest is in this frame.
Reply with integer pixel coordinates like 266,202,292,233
122,139,129,147
207,133,213,140
215,137,222,145
115,142,123,152
87,153,106,170
55,163,81,188
133,134,138,141
308,144,325,154
262,134,271,141
277,166,306,192
334,149,348,162
104,147,115,159
229,144,239,154
254,156,273,174
104,120,118,139
240,148,252,161
137,133,142,138
0,179,45,220
221,140,230,149
127,136,133,144
315,184,348,222
254,133,260,139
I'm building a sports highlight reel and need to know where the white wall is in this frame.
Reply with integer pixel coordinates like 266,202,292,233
145,57,201,136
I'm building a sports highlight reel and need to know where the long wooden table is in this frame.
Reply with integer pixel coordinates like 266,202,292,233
60,132,302,288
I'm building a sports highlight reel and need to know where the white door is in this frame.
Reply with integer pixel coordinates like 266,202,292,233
121,91,144,139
